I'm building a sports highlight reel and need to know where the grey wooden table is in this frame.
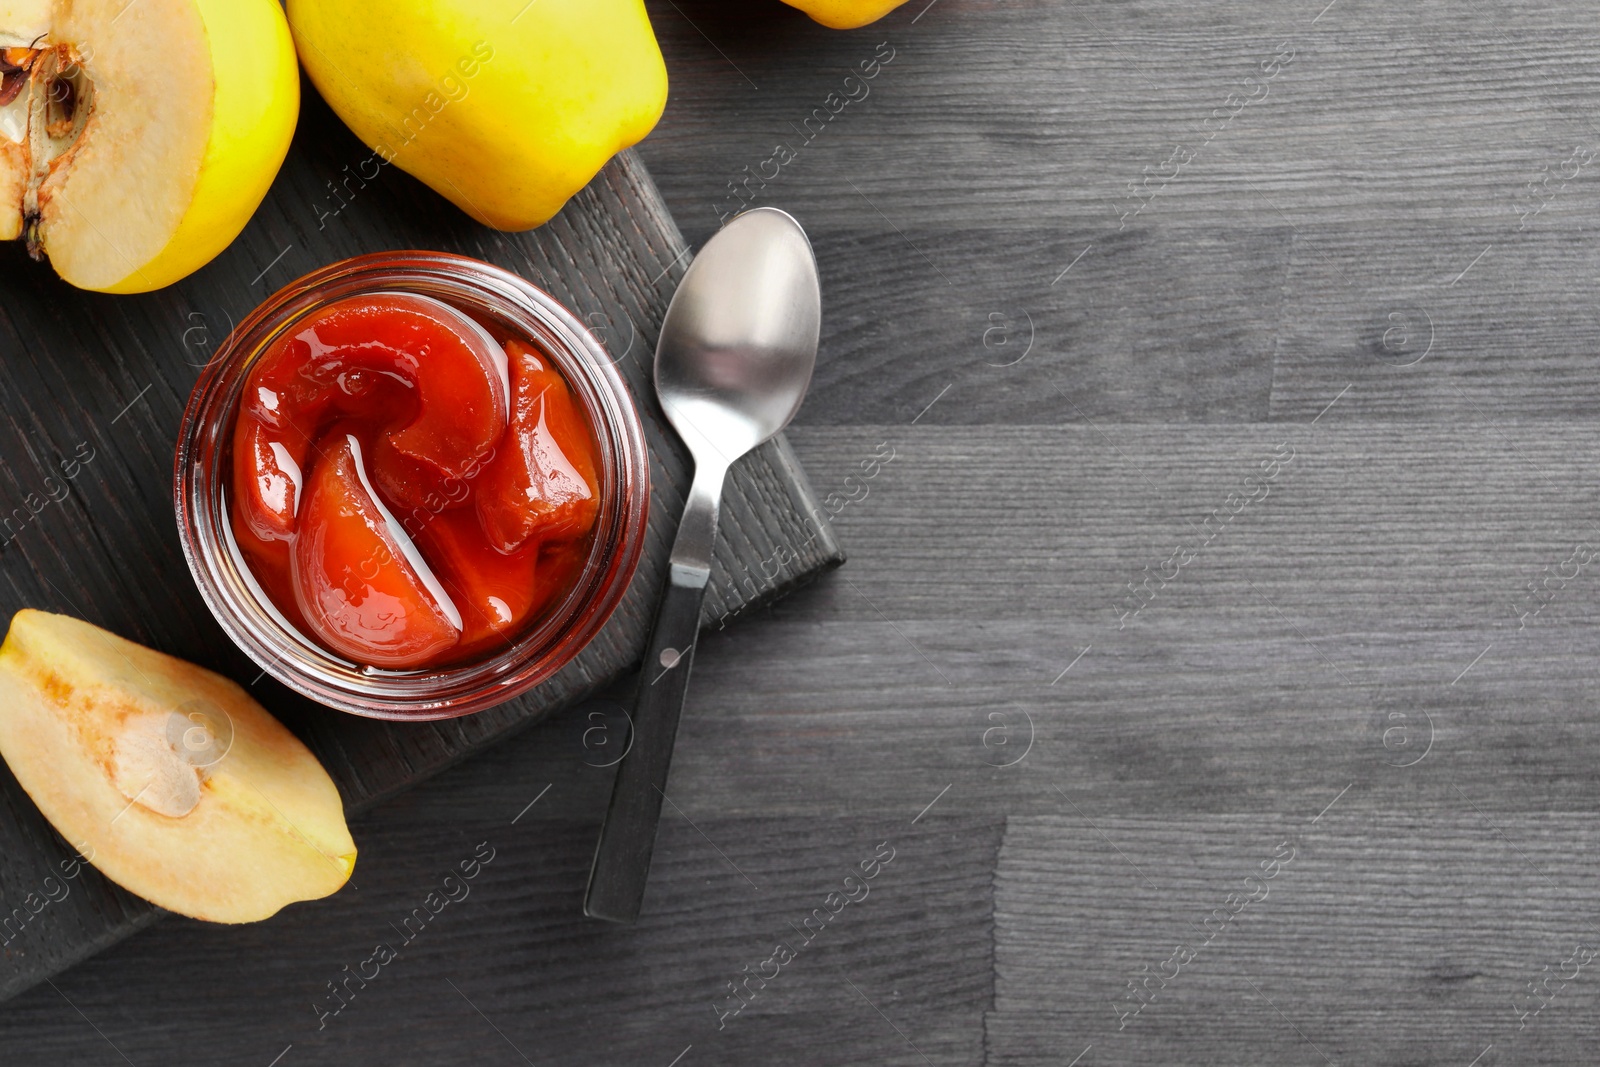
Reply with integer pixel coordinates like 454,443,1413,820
6,1,1600,1063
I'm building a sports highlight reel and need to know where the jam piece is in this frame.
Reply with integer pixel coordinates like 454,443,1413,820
291,434,462,669
235,292,508,539
414,508,546,650
476,339,599,553
234,418,304,542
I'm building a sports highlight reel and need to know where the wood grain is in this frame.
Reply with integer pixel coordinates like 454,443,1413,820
10,0,1600,1062
989,814,1600,1065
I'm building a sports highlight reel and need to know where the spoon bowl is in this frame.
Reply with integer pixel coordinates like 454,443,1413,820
655,208,821,460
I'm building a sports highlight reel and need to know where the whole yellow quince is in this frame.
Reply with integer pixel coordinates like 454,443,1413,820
781,0,911,29
287,0,668,232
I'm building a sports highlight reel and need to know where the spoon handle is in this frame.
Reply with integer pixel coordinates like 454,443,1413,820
583,574,707,923
584,463,726,924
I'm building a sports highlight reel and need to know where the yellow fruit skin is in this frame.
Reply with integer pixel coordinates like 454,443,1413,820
0,610,356,924
781,0,910,29
101,0,299,293
287,0,668,232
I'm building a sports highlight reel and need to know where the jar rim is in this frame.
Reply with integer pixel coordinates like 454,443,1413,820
175,251,651,720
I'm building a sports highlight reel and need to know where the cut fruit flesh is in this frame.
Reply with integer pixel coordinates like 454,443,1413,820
0,609,356,924
0,0,298,292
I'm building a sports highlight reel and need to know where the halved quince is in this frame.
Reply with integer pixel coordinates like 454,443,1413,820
0,0,299,293
0,610,356,923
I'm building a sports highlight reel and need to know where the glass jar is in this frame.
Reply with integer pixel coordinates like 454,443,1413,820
175,251,650,721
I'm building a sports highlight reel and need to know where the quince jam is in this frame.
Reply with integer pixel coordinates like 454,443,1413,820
230,293,600,670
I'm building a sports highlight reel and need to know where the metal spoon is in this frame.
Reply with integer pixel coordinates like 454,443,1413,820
583,207,821,924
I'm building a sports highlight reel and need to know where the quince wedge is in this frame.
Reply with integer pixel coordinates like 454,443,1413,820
780,0,910,29
0,0,300,293
286,0,668,232
0,610,356,923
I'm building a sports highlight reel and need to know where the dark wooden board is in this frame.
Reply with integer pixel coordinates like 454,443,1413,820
0,77,843,1004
